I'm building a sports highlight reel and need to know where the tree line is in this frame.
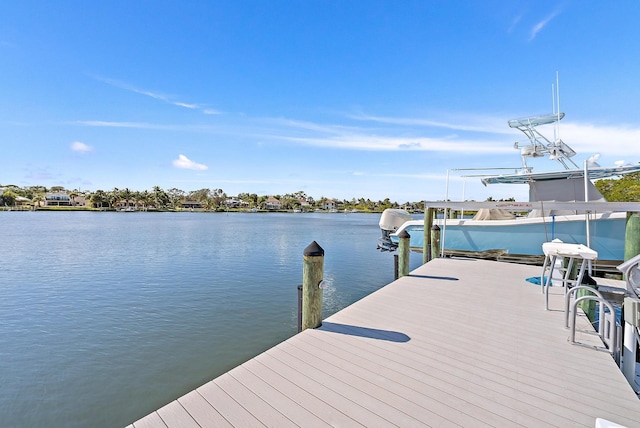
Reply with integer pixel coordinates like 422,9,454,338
3,173,637,211
0,185,410,212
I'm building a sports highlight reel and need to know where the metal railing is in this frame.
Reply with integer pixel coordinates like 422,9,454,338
569,293,620,365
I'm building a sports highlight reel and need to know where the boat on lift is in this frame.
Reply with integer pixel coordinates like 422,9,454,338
378,111,640,264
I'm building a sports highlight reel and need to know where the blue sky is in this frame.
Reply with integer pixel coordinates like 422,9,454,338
2,1,640,203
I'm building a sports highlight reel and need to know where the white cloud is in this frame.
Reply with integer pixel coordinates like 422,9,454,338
77,120,159,129
281,134,512,153
346,113,511,134
559,122,640,161
508,14,523,34
172,154,208,170
260,115,514,152
174,102,199,109
72,111,640,162
70,141,92,153
75,120,216,132
92,75,212,112
529,9,561,41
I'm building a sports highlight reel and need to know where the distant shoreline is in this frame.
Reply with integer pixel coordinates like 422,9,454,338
1,206,387,214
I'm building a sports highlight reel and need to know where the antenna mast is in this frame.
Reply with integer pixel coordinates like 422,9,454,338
556,71,561,141
552,83,556,141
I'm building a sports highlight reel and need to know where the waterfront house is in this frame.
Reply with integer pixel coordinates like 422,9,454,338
298,199,311,210
44,192,72,207
264,196,282,210
322,199,336,210
72,196,88,207
0,189,32,208
181,201,202,209
224,197,249,209
15,196,32,207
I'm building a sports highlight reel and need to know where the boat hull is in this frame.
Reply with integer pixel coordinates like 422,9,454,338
390,212,626,262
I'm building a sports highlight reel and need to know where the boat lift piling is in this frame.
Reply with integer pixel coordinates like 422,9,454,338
423,207,435,264
397,230,411,278
624,212,640,262
430,223,441,261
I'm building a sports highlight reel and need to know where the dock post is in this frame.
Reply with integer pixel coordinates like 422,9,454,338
398,230,410,278
624,212,640,262
394,254,399,280
430,224,441,260
423,207,434,264
302,241,324,330
576,279,597,322
297,285,303,333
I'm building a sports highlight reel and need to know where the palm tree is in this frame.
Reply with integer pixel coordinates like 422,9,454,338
152,186,169,210
136,190,151,211
68,190,79,207
89,190,107,209
32,194,44,210
108,188,121,210
121,188,133,210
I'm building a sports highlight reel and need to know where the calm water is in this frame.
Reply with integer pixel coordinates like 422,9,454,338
0,211,422,428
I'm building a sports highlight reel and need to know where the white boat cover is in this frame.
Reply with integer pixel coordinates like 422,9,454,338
472,208,516,220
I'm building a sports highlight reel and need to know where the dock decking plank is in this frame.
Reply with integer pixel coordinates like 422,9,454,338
243,357,363,427
196,380,265,427
331,299,625,398
132,412,168,428
291,330,528,427
214,367,298,428
300,327,560,427
228,364,328,428
279,339,458,427
262,346,402,427
131,258,640,427
177,390,233,428
155,401,199,428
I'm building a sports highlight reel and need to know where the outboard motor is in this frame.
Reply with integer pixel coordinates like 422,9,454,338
377,209,412,251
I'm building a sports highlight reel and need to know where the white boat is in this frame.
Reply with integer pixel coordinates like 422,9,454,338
378,111,640,264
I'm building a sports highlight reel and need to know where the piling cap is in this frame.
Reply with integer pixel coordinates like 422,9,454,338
303,240,324,256
431,224,441,231
398,230,410,239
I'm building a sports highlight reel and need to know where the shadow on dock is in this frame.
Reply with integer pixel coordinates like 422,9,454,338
319,321,410,342
407,274,459,281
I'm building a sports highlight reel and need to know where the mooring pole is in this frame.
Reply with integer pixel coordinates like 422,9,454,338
393,254,399,280
398,230,410,278
302,241,324,330
430,224,441,260
297,285,303,333
423,207,434,264
624,212,640,262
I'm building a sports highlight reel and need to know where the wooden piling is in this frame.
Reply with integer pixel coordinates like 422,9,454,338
394,254,399,280
430,224,441,260
297,285,303,333
423,207,434,264
302,241,324,330
398,230,410,278
624,212,640,262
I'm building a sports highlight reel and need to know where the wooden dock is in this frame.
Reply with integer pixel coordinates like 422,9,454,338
129,258,640,427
